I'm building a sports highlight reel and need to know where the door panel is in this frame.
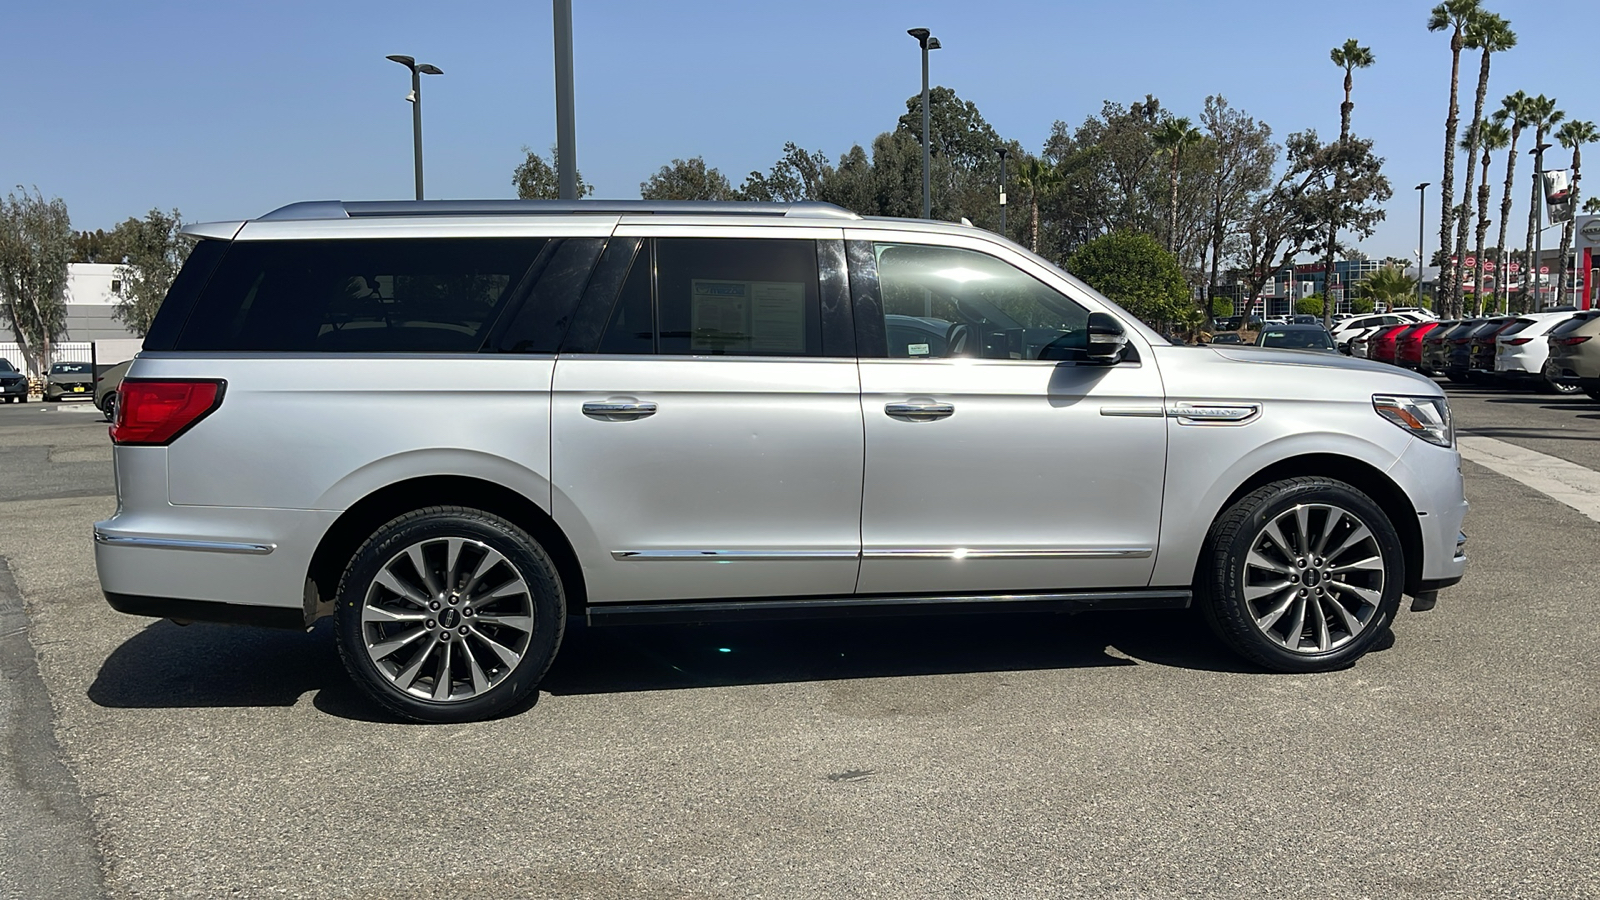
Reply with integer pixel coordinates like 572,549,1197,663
552,358,863,603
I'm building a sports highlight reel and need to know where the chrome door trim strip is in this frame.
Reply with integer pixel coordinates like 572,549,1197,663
1098,406,1165,417
586,588,1192,626
863,547,1153,560
611,549,861,561
612,547,1154,561
93,531,277,555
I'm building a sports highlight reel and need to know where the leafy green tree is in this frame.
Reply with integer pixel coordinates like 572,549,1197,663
640,157,739,201
1295,296,1326,316
1429,0,1485,312
1210,294,1234,318
1349,296,1376,314
1199,96,1276,331
513,145,592,200
1450,12,1515,317
1066,231,1189,326
1360,265,1419,308
71,228,120,263
1324,38,1375,327
108,208,192,338
740,143,834,202
0,188,72,375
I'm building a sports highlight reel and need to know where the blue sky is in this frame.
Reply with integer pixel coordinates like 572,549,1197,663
1,0,1590,261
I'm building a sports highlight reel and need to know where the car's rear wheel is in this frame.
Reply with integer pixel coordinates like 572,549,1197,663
100,392,117,422
1199,478,1403,673
1541,376,1581,395
334,506,565,723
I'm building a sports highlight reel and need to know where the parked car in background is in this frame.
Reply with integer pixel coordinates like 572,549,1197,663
1332,313,1410,352
1207,332,1244,344
1255,324,1336,351
1442,318,1489,382
1494,312,1581,394
1468,318,1518,380
0,358,27,403
43,362,95,401
1290,314,1320,325
1544,311,1600,399
1419,320,1460,376
1213,316,1242,331
1394,321,1443,371
1369,323,1413,366
1389,307,1438,320
95,359,133,421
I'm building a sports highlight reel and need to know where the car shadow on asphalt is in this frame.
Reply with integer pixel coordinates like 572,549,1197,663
86,609,1260,723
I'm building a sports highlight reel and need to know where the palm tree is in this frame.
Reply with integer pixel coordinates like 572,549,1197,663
1450,12,1515,317
1493,92,1531,313
1151,117,1203,254
1523,95,1564,307
1470,120,1509,315
1429,0,1485,315
1554,120,1597,302
1325,39,1375,326
1360,266,1420,309
1011,157,1063,255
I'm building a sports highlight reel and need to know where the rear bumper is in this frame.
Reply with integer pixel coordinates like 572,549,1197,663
104,592,308,629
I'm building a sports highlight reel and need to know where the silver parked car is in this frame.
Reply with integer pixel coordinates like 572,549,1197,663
94,200,1468,722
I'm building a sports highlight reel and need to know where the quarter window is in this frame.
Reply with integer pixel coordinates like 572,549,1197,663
174,238,545,352
874,243,1090,361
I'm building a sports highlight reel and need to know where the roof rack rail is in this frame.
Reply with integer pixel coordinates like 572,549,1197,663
257,199,860,221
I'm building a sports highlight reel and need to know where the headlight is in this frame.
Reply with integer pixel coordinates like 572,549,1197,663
1373,395,1452,447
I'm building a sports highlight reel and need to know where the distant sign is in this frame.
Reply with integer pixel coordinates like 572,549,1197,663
1582,219,1600,241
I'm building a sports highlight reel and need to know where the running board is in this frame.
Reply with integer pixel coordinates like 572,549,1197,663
584,589,1191,626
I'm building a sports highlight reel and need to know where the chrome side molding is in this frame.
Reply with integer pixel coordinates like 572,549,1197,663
586,588,1192,626
612,547,1153,561
93,531,277,555
611,549,859,561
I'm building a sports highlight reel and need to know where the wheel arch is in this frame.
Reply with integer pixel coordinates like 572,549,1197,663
306,475,588,619
1207,453,1423,594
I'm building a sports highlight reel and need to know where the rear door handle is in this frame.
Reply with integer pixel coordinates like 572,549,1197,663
583,400,657,420
885,401,954,420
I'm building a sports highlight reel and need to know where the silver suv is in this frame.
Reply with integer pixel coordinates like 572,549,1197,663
94,200,1468,722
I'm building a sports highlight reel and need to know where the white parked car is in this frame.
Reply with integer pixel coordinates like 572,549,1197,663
1496,312,1581,394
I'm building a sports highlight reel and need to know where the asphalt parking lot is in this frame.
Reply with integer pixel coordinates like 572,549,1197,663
1,387,1598,900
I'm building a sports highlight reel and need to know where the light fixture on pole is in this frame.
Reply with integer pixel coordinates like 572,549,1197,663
386,54,444,201
995,147,1010,235
1415,182,1429,311
907,28,940,219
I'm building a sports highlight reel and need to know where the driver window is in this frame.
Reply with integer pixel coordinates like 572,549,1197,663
874,243,1090,361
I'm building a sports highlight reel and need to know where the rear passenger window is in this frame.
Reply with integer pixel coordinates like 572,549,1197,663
595,238,824,356
175,239,544,352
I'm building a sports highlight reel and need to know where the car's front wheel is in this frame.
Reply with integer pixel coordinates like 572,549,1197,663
100,392,117,422
1199,477,1403,673
334,507,566,723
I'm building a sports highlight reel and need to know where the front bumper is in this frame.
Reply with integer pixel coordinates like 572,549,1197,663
1387,437,1469,593
0,381,25,397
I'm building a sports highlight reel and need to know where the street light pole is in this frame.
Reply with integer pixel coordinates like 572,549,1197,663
386,55,444,201
996,147,1010,235
907,28,940,219
552,0,578,201
1415,182,1429,312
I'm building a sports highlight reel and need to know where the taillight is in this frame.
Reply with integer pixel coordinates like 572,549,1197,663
110,380,225,446
1558,336,1592,347
1505,338,1533,345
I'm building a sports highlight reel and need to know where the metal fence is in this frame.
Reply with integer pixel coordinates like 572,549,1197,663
0,341,94,367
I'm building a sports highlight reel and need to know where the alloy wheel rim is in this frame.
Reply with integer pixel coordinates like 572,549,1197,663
362,537,535,702
1240,503,1385,654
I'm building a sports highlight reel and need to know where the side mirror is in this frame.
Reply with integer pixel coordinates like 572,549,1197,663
1085,311,1129,363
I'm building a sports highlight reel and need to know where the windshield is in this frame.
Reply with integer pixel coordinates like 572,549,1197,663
0,358,15,373
50,363,89,374
1258,329,1333,350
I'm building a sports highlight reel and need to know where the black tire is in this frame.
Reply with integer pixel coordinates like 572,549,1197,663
1586,387,1600,402
1198,477,1404,673
1540,377,1581,395
334,506,566,723
101,392,116,422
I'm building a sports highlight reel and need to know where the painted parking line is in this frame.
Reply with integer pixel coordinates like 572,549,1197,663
1457,434,1600,523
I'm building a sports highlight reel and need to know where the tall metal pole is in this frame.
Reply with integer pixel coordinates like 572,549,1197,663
553,0,578,201
410,67,424,201
1534,163,1545,311
996,148,1008,235
920,43,931,218
1415,182,1429,311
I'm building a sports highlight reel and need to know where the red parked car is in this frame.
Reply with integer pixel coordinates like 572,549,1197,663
1395,321,1442,370
1369,323,1412,365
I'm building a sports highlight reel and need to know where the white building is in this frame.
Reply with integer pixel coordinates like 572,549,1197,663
62,263,141,340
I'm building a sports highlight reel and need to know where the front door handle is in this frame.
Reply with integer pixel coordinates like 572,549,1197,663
885,401,954,421
583,400,658,420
